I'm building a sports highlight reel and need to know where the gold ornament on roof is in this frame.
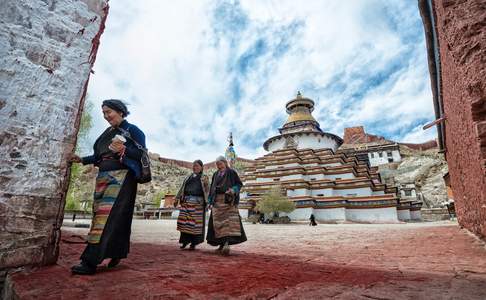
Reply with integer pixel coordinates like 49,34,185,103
284,92,317,125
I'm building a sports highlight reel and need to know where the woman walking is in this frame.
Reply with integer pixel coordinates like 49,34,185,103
69,99,146,275
206,156,247,255
175,160,210,250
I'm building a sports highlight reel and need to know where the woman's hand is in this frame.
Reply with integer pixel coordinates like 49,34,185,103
109,140,126,154
69,153,82,163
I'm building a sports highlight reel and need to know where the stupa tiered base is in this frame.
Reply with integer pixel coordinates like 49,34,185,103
240,92,421,223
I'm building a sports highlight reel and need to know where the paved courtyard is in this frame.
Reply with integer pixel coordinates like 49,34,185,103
7,220,486,299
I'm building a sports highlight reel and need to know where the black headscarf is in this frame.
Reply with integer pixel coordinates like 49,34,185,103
102,99,130,117
194,160,204,172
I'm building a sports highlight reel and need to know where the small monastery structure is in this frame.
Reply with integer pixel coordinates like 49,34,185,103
239,92,422,223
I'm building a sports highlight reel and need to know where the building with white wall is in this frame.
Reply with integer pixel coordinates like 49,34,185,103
367,144,402,166
340,143,402,167
239,93,419,223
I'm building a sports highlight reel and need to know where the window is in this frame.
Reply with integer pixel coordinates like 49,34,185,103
387,151,393,157
388,158,393,163
273,178,280,182
317,194,324,197
310,178,316,181
379,152,383,157
335,177,342,180
370,153,375,158
404,190,412,196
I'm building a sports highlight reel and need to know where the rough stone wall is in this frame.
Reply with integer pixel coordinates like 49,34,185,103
432,0,486,238
379,147,448,208
342,126,438,151
343,126,387,144
0,0,108,280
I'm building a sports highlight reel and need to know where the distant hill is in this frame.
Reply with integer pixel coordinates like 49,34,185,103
66,153,254,212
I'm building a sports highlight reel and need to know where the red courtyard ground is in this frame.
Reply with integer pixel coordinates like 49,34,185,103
6,220,486,299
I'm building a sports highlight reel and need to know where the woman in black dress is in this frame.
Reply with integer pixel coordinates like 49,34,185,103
69,99,146,275
175,160,210,250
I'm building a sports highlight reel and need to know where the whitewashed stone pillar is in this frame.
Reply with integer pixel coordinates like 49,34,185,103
0,0,109,280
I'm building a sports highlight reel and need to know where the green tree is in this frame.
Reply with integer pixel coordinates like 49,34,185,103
65,98,94,212
153,191,165,208
255,186,295,217
76,99,94,153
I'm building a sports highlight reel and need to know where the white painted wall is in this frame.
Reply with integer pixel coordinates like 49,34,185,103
345,207,399,223
239,209,249,219
324,173,355,180
243,180,257,184
291,189,311,196
298,135,340,151
267,134,340,152
333,187,372,196
282,174,305,181
410,210,422,221
397,209,411,221
281,207,313,220
368,149,401,167
256,177,273,183
267,138,286,152
278,163,300,168
306,174,325,181
321,163,342,167
313,208,345,222
310,189,333,197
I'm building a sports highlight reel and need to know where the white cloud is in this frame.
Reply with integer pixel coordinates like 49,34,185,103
85,0,436,161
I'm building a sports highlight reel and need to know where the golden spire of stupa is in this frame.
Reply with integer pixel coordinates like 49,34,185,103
284,91,317,125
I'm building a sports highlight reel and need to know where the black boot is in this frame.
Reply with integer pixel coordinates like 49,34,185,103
189,244,196,251
71,261,96,275
221,241,230,256
180,242,189,249
107,258,121,268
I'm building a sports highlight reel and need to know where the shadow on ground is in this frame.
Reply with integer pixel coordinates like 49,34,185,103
7,230,486,299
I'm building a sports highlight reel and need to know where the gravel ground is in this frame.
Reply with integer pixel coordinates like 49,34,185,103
8,219,486,299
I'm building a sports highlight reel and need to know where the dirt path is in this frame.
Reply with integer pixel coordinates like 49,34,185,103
7,220,486,299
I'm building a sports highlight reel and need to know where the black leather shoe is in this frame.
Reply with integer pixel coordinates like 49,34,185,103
189,244,196,250
71,262,96,275
180,243,188,249
221,242,230,256
107,258,121,268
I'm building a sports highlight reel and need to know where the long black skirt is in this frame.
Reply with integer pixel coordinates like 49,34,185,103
206,214,247,246
179,232,204,245
206,197,247,247
81,171,138,266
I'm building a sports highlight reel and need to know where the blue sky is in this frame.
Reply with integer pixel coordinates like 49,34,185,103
86,0,437,161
